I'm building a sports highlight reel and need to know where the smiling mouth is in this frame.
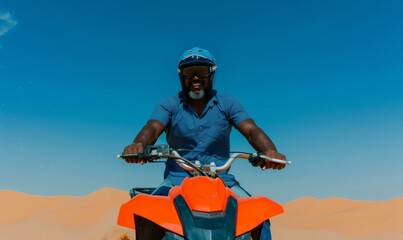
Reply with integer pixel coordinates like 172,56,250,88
190,81,203,91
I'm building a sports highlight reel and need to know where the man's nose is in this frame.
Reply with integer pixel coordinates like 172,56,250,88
192,74,200,80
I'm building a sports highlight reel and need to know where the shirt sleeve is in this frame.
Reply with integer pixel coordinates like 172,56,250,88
149,96,179,126
225,96,251,127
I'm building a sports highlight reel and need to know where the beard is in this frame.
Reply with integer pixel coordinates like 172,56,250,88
188,90,205,100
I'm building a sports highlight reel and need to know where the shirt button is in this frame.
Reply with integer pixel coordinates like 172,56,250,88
199,126,203,130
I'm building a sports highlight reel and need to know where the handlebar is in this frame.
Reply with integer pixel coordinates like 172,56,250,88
118,145,291,175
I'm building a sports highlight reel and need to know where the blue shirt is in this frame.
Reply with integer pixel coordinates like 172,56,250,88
150,90,250,186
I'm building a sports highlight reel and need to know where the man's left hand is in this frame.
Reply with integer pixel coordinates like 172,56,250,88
261,150,287,170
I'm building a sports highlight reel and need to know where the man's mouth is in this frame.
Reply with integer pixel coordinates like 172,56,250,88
190,81,203,91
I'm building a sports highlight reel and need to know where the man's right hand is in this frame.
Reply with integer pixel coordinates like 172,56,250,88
122,143,147,164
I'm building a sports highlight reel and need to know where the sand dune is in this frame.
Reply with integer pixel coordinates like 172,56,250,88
0,188,134,240
1,189,402,240
272,196,403,240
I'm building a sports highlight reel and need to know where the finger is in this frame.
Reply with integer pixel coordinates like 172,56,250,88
268,161,276,169
123,145,134,155
263,160,273,169
277,153,286,161
278,163,287,170
135,145,144,154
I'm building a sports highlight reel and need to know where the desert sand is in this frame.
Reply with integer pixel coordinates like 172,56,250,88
0,188,402,240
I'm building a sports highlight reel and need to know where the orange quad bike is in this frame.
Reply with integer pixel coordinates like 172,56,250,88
117,145,291,240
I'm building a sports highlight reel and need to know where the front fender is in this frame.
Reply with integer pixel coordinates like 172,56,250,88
117,194,184,236
236,196,283,236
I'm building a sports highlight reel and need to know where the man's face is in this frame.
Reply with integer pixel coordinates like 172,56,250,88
181,65,212,100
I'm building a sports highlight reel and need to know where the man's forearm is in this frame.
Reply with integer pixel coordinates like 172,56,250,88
248,127,278,153
133,121,162,146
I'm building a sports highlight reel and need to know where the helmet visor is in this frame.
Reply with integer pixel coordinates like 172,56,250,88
180,66,212,79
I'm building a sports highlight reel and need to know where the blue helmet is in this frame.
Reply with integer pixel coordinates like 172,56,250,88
177,47,217,91
177,47,217,69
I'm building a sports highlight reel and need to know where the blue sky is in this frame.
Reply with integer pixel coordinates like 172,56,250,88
1,0,402,203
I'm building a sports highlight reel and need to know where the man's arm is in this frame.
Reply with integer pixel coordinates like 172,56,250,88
236,119,286,170
122,120,165,164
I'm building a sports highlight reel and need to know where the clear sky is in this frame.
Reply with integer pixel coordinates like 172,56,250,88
1,0,402,203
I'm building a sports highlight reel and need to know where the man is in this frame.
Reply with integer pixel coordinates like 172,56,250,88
122,47,286,239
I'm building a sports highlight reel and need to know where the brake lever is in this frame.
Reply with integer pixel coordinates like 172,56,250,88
117,154,141,159
247,152,292,167
117,154,160,162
